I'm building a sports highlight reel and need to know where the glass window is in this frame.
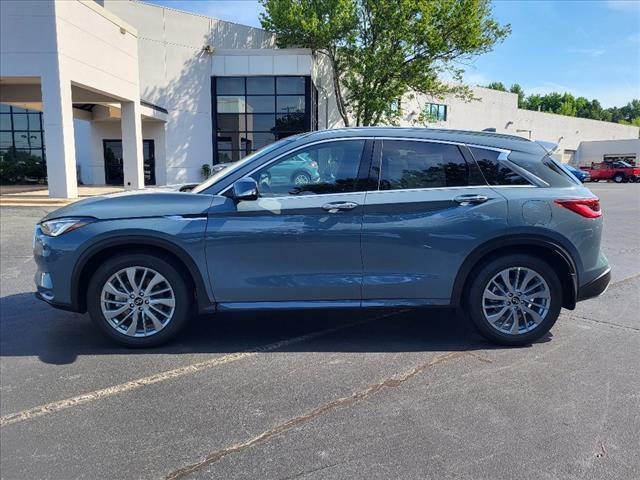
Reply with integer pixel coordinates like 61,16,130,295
0,114,11,130
247,77,275,95
276,113,305,131
216,77,245,95
277,96,305,114
14,131,29,149
28,132,42,148
377,140,468,190
246,95,275,113
12,114,28,130
276,77,305,94
217,150,248,163
0,104,11,113
469,147,530,186
423,103,447,121
28,113,41,130
217,96,245,113
251,140,366,197
0,131,12,149
252,132,276,149
248,113,276,132
217,113,246,132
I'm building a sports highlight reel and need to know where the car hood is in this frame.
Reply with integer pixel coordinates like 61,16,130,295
40,189,214,222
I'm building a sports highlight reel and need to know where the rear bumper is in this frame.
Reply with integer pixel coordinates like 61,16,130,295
576,268,611,302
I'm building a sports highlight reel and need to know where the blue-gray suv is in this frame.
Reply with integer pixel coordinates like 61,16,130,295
34,128,611,347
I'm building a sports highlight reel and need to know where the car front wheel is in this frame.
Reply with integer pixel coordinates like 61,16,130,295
86,253,191,347
466,254,562,346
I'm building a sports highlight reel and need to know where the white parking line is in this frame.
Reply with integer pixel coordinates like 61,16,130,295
0,320,368,428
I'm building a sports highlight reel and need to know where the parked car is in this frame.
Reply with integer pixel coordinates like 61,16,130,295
581,160,640,183
34,128,611,347
565,164,590,183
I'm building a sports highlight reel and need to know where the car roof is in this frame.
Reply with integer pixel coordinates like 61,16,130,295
297,127,547,156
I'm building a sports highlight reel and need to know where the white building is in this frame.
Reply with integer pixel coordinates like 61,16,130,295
1,0,638,198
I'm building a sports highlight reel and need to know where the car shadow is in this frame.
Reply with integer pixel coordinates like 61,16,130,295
0,292,550,365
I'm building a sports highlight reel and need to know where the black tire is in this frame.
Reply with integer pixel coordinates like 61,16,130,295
613,173,625,183
592,178,599,182
466,254,563,346
86,253,192,347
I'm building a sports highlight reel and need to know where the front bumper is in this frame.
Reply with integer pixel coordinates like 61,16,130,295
576,268,611,302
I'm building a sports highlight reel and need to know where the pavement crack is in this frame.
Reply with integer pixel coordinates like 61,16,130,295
567,314,640,332
164,351,464,480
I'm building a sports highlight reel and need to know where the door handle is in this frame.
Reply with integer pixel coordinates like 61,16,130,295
453,194,489,206
321,201,359,213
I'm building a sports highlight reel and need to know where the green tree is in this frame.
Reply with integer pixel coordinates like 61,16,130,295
260,0,510,126
509,83,525,108
486,81,507,91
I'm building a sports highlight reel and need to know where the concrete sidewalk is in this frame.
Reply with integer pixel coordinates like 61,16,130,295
0,185,124,207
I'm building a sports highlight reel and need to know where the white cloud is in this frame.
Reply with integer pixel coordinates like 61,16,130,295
566,47,607,57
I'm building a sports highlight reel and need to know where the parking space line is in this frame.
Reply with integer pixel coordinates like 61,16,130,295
164,351,467,480
0,320,370,428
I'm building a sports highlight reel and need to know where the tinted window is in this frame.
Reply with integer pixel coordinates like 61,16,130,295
252,140,366,197
469,147,530,186
377,140,468,190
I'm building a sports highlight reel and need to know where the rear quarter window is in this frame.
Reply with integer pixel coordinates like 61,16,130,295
468,147,531,186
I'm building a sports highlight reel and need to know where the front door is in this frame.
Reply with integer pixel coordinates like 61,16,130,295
361,139,508,303
205,139,371,304
103,139,156,185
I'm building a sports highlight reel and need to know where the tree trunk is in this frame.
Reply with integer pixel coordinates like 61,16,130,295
327,52,350,128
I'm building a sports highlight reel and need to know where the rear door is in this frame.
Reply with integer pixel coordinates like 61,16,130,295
361,139,508,304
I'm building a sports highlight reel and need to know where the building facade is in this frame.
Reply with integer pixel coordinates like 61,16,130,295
1,0,638,198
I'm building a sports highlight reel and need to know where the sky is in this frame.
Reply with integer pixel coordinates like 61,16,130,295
149,0,640,108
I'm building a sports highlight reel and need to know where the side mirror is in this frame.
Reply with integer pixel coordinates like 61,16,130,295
232,177,259,201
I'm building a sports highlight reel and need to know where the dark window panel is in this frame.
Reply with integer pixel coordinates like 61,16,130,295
469,147,530,186
216,132,249,151
217,150,248,163
247,113,276,132
217,96,245,113
247,77,275,95
12,114,28,130
275,112,305,132
274,131,300,140
0,114,11,130
28,113,41,130
246,95,275,113
277,95,305,114
0,104,10,113
276,76,305,94
30,149,44,159
216,113,246,132
11,107,26,113
216,77,245,95
251,132,276,149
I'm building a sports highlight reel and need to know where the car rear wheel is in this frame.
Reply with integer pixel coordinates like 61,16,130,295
613,173,625,183
86,253,191,347
291,171,311,185
466,254,562,346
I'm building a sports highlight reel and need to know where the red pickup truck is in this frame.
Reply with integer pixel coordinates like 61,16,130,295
580,160,640,183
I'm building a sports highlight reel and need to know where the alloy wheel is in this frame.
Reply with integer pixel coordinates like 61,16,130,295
481,267,551,335
100,266,176,337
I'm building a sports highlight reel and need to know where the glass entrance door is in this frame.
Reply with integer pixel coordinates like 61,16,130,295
103,140,155,185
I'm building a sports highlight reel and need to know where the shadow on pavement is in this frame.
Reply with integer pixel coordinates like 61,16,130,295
0,292,548,365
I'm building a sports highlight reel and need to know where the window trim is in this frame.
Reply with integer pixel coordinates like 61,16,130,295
219,137,373,198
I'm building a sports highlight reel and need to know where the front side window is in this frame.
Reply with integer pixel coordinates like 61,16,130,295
251,140,366,197
376,140,468,190
469,147,530,186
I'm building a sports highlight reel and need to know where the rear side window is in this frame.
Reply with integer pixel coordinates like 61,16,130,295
377,140,469,190
469,147,531,186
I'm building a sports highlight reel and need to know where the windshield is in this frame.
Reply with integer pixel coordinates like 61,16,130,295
191,137,298,194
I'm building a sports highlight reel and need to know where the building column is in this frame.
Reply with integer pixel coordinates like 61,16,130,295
40,75,78,198
121,101,144,190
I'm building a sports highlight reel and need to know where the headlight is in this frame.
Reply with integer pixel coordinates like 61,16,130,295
40,217,94,237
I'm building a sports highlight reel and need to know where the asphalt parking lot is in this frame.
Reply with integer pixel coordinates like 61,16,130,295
1,182,639,480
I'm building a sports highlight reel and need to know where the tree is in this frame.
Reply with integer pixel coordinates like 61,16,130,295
509,83,525,108
260,0,510,126
486,81,507,91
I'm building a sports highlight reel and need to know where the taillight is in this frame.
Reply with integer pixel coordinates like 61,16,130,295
554,198,601,218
